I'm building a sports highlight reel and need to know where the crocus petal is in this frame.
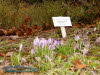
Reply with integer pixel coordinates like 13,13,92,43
33,37,39,46
49,45,55,50
48,38,54,45
54,40,60,47
53,40,58,45
39,38,47,48
82,48,88,55
74,43,78,50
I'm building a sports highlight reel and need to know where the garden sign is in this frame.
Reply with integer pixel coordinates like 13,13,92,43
52,17,72,38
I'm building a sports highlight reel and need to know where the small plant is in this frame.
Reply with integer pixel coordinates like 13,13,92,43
28,37,66,73
2,46,9,53
11,52,19,65
73,35,90,57
8,36,100,74
11,44,23,65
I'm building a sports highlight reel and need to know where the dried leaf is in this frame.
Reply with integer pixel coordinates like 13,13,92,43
0,69,4,75
32,25,41,30
20,72,34,75
3,72,34,75
72,59,81,65
0,52,6,57
72,24,81,28
86,24,96,28
0,29,5,36
7,40,14,42
72,59,87,69
75,64,87,69
6,27,16,36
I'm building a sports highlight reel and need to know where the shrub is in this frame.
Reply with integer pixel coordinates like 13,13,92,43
0,0,99,29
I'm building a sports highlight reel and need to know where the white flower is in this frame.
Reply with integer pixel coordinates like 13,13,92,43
35,57,41,62
94,27,97,31
19,44,23,51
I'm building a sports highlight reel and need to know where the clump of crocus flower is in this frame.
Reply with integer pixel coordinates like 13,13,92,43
74,35,90,56
30,37,65,61
33,37,61,51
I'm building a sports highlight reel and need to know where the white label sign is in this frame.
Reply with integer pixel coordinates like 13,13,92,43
52,17,72,27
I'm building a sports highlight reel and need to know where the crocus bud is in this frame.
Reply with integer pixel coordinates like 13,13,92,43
19,44,23,51
31,49,35,54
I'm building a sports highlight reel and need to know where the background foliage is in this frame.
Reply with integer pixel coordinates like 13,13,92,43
0,0,99,29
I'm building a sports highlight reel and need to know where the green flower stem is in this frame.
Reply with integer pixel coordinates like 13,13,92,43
18,52,21,65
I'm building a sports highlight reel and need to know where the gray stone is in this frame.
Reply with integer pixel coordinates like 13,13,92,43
95,37,100,45
0,60,3,63
21,57,27,63
6,52,13,57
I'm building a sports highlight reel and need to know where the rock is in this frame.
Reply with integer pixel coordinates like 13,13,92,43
21,57,27,63
6,35,19,40
0,69,4,75
0,60,3,63
6,52,13,57
95,37,100,45
35,57,41,62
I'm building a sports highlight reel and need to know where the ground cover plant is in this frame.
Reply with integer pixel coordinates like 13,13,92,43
0,23,100,75
0,0,100,75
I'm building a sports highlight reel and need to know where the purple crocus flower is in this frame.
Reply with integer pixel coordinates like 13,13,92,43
82,48,88,55
49,44,55,50
39,38,47,48
82,38,90,48
41,38,47,45
33,37,39,46
53,40,57,45
47,38,52,44
45,55,51,61
47,38,54,45
31,49,35,54
53,40,60,47
74,35,80,41
82,38,87,42
74,43,78,50
82,38,87,45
